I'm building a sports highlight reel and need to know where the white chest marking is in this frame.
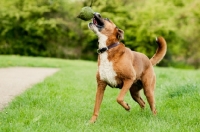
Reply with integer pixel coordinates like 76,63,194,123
97,33,117,87
99,53,117,87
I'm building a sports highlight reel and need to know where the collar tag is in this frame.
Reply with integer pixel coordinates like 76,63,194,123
97,47,108,54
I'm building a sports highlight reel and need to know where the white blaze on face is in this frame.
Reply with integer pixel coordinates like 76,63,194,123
97,32,117,87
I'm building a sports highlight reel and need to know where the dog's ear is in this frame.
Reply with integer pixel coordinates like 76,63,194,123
117,28,124,40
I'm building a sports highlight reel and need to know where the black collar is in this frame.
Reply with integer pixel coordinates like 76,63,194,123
97,42,120,54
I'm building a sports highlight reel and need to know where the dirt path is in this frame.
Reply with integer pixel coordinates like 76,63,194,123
0,67,59,110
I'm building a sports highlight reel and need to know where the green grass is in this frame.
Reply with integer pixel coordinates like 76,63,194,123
0,55,200,132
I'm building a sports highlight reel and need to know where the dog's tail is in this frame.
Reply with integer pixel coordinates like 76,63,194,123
150,36,167,66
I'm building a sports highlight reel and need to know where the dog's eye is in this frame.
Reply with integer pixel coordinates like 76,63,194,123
104,18,110,21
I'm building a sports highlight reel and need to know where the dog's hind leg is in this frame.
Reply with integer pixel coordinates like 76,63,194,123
129,81,145,109
142,73,157,115
116,79,133,111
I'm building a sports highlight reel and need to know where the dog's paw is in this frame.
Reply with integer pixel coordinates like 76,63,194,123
85,120,96,126
89,116,97,123
89,120,96,124
153,109,157,115
125,103,131,111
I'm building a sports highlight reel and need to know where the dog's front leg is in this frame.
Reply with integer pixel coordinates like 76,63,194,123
90,81,107,123
117,79,133,111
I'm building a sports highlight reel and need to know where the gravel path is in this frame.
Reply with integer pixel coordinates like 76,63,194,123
0,67,59,110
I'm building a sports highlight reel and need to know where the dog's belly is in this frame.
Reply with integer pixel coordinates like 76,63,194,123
99,53,117,87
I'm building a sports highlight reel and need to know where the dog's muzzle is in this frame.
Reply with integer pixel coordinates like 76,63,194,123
88,13,104,30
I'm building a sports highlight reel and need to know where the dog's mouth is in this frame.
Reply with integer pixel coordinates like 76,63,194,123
89,13,104,29
93,13,104,28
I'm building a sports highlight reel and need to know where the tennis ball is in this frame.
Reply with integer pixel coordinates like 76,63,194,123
77,6,94,21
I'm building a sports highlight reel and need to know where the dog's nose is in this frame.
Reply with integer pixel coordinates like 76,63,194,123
94,12,101,18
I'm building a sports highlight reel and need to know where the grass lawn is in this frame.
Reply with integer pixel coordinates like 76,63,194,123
0,55,200,132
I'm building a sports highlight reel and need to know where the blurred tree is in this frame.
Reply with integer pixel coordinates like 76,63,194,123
0,0,82,58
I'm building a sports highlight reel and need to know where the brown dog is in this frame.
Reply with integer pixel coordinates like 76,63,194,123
88,13,167,123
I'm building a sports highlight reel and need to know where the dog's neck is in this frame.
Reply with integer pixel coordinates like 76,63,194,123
97,34,107,49
98,34,119,49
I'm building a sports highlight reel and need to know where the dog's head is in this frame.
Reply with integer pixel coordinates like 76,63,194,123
88,13,124,41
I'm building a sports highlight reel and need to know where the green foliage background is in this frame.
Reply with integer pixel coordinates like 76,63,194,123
0,0,200,68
